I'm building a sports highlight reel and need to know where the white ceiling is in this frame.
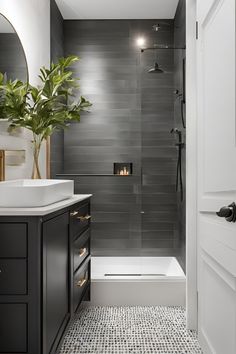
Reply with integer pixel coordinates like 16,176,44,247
55,0,179,20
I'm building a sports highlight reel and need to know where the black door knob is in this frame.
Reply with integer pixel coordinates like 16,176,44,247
216,202,236,222
216,207,232,218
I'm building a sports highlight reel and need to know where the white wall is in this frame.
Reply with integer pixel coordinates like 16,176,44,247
0,0,50,179
186,0,198,330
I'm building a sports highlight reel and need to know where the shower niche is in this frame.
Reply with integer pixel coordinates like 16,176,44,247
113,163,132,176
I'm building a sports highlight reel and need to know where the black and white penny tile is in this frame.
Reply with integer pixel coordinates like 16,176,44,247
60,306,202,354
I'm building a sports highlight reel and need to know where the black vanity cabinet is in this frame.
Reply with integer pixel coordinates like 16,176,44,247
43,212,70,354
0,196,91,354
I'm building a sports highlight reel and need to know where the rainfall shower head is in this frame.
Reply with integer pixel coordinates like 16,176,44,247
148,62,164,74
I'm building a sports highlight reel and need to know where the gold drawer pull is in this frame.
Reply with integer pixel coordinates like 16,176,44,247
70,211,79,217
77,278,87,287
77,214,91,221
79,248,87,257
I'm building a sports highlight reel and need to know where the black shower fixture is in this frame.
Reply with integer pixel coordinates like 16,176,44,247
141,24,185,73
152,22,172,31
152,24,161,32
148,62,164,74
171,128,185,201
174,89,182,99
173,57,186,130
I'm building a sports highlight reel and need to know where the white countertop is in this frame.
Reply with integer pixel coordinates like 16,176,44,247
0,194,92,216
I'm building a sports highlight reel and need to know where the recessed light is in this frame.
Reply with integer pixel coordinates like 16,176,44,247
136,37,145,47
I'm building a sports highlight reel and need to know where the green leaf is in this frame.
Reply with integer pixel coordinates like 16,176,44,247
0,56,91,137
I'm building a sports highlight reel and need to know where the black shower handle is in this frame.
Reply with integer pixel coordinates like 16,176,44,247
170,128,182,144
170,128,181,136
216,202,236,222
175,142,185,147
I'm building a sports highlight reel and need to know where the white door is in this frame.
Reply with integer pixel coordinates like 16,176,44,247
197,0,236,353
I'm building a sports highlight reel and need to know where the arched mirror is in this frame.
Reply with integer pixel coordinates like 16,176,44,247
0,14,28,81
0,14,28,181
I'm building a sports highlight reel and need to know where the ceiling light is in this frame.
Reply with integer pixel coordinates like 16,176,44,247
136,37,145,47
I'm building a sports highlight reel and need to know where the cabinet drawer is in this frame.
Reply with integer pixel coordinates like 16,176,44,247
0,303,27,353
73,229,90,272
0,223,27,258
70,202,91,239
0,259,27,295
73,258,90,312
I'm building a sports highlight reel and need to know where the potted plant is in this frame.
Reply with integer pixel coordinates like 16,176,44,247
0,55,91,178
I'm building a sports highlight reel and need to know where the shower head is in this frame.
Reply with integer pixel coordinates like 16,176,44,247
148,62,164,74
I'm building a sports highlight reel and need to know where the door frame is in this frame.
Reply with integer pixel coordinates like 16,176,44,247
186,0,198,330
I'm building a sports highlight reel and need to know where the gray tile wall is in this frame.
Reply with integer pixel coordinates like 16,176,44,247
140,23,178,256
60,19,181,257
50,0,64,177
174,0,186,271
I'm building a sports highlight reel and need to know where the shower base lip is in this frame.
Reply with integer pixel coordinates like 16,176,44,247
90,257,186,306
104,273,166,277
93,277,185,282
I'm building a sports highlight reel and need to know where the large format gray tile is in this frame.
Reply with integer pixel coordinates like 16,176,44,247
52,19,183,258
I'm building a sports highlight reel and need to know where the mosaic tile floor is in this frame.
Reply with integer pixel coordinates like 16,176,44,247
60,306,202,354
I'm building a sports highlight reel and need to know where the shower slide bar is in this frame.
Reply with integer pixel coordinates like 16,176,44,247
171,128,185,201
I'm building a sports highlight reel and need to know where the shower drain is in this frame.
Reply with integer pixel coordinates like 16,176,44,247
104,273,166,276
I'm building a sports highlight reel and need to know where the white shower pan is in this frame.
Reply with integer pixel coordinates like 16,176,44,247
90,257,186,306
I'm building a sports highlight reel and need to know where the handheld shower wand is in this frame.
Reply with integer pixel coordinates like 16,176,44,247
173,91,186,129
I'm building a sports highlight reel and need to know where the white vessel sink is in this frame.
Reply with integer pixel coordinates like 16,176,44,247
0,179,74,207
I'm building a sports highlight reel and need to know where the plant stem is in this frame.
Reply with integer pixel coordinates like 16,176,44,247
31,134,42,179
